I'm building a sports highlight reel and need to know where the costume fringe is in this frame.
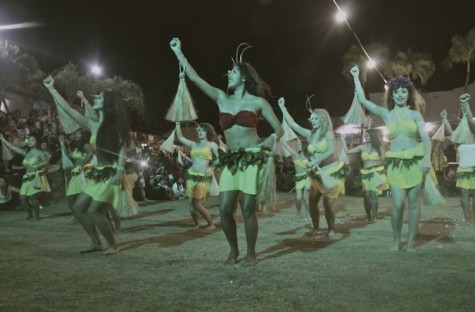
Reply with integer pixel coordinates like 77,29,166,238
165,69,198,122
1,140,14,161
431,124,445,141
257,152,276,207
177,149,185,167
61,150,74,170
160,130,176,154
343,93,365,125
423,172,445,206
373,171,385,187
450,118,475,144
54,99,81,134
209,171,220,196
317,165,339,190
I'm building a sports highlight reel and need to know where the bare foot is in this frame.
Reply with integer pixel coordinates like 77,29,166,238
327,231,336,238
224,251,239,265
389,243,401,251
192,224,200,229
406,244,416,253
205,224,216,230
306,229,323,237
80,244,105,254
104,247,119,255
242,255,258,267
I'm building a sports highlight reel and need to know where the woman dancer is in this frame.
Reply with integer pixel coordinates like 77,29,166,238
441,94,475,221
1,134,51,220
59,130,94,212
350,65,431,252
175,122,219,230
170,38,283,266
278,98,345,237
343,130,388,221
281,139,310,218
44,76,129,255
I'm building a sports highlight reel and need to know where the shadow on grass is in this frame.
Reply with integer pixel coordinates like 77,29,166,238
413,217,455,248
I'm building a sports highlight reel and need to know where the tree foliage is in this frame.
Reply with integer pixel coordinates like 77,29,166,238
444,27,475,92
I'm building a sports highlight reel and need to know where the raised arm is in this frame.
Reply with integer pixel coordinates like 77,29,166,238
258,98,284,149
460,93,475,134
350,65,388,120
175,122,196,149
43,76,90,129
170,38,225,103
77,91,99,122
0,135,26,156
440,109,453,135
278,97,312,140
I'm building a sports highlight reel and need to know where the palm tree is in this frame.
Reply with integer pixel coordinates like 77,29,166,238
386,48,435,86
52,63,145,117
341,42,390,88
0,40,45,113
444,27,475,92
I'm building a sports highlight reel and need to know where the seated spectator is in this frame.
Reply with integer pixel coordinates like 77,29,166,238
0,175,20,211
172,177,186,200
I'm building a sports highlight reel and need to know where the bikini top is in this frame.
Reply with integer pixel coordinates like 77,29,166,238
190,147,212,161
387,107,417,139
219,110,258,131
293,159,308,169
307,138,328,155
22,156,40,167
361,151,380,161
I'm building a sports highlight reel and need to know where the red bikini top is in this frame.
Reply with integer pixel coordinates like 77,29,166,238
219,110,259,131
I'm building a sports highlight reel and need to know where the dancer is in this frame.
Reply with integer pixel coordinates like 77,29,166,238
342,130,388,221
59,130,94,212
170,38,283,266
278,97,345,237
44,76,129,255
281,139,310,218
441,94,475,221
175,122,219,230
0,134,51,220
350,65,431,252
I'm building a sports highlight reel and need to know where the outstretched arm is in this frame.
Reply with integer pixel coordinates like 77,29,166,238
0,135,26,156
278,97,312,139
175,123,196,148
350,65,388,120
43,76,90,129
440,109,453,135
258,98,284,149
170,38,225,103
77,91,99,122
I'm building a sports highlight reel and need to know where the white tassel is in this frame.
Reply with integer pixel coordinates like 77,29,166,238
165,67,198,122
431,124,445,141
450,118,475,144
317,164,339,190
257,152,276,207
343,93,365,125
423,173,445,206
282,119,298,142
160,130,176,154
55,100,81,134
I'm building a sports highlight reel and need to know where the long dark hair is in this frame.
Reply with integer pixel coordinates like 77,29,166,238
96,91,130,164
367,129,382,156
198,123,217,142
384,76,425,113
235,62,271,98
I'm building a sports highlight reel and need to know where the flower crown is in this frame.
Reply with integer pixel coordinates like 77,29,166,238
387,76,414,90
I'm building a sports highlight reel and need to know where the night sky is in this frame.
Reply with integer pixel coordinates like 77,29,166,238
1,0,475,135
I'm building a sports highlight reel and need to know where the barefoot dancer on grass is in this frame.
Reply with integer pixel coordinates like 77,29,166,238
170,38,283,266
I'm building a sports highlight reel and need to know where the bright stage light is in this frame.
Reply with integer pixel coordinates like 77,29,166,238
90,65,102,76
335,10,347,23
366,59,376,69
140,160,148,167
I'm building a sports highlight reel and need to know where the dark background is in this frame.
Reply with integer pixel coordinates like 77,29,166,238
1,0,475,135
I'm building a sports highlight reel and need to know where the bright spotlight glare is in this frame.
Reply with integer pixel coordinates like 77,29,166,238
335,10,347,22
366,59,376,69
91,65,102,76
140,160,148,167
